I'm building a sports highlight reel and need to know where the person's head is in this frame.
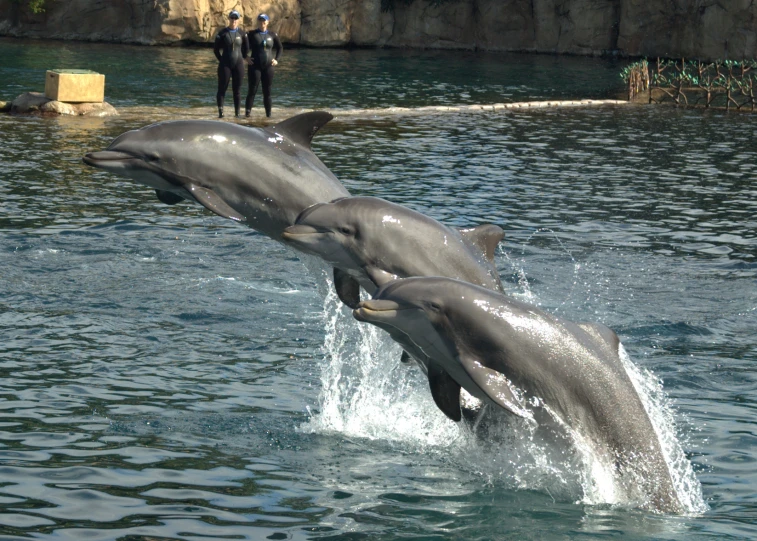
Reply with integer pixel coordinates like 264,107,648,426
257,13,269,31
228,10,240,29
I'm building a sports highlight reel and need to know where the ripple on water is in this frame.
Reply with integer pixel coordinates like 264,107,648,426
1,50,757,538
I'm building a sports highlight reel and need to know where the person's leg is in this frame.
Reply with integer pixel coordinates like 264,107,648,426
231,61,244,117
245,67,262,116
261,66,275,118
217,64,231,118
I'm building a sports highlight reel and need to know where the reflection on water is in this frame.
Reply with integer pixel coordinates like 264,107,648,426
1,38,757,540
1,36,624,110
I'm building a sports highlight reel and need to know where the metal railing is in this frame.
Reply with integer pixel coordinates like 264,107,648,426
621,58,757,111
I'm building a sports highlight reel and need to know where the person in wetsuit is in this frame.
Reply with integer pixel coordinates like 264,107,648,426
245,13,282,118
214,10,249,118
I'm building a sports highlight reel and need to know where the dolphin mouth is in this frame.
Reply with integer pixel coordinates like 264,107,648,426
353,299,402,322
82,150,138,168
281,224,320,241
281,225,337,257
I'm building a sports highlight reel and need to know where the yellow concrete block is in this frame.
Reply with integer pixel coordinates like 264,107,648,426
44,70,105,103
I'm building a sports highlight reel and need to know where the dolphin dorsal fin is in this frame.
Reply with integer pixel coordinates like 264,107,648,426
459,224,505,263
577,323,621,354
270,111,334,149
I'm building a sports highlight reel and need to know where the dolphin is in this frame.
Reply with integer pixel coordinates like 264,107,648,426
281,196,504,309
354,276,683,514
82,111,350,241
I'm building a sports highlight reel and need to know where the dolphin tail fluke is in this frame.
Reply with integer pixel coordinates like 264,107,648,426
428,362,462,422
334,268,361,309
271,111,334,149
459,224,505,263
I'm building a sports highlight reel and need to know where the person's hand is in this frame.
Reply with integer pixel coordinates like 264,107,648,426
272,59,278,66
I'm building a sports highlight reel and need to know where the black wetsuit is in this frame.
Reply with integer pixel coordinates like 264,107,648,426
245,29,282,117
214,27,249,116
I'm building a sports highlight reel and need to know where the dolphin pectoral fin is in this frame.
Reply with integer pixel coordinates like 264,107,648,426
270,111,334,149
400,350,411,363
334,268,361,309
155,190,185,205
428,362,462,422
365,266,398,288
459,355,532,420
186,183,245,222
459,224,505,262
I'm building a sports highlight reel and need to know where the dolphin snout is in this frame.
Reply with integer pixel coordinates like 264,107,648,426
353,299,401,322
281,224,319,240
82,150,135,167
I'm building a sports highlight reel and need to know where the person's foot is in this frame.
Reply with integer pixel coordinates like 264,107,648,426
234,108,240,118
218,108,224,118
245,109,251,118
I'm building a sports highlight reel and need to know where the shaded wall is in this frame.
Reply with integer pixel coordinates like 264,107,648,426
1,0,756,60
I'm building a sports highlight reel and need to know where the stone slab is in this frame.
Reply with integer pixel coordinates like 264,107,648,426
45,69,105,103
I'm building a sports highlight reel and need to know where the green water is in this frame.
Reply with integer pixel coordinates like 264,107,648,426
0,37,625,110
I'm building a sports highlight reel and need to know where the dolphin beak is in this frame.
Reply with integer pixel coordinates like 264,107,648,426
353,299,401,322
82,150,135,168
281,224,321,245
281,225,321,248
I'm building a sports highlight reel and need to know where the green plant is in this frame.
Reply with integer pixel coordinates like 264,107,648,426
10,0,47,13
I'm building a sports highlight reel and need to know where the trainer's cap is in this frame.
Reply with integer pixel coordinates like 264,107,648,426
228,10,240,19
257,13,270,21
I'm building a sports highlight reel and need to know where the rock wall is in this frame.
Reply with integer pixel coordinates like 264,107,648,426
1,0,756,60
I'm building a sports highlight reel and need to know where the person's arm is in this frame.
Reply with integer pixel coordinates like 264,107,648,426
242,31,250,60
273,32,283,62
213,31,223,62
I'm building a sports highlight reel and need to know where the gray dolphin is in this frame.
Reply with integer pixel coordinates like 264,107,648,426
354,276,683,514
281,196,504,309
82,112,350,241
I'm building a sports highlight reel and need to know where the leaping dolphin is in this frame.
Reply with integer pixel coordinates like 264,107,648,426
354,276,683,514
82,112,350,241
281,196,504,309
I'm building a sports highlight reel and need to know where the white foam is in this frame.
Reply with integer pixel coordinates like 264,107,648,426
302,276,462,447
617,344,708,514
301,267,706,514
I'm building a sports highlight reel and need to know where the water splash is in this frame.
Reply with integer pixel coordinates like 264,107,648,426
301,264,706,514
301,276,585,501
498,228,586,309
301,272,461,447
617,344,708,514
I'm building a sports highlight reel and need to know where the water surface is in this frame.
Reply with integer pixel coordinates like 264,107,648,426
1,38,756,540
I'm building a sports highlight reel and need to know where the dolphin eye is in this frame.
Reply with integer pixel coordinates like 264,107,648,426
339,226,353,236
